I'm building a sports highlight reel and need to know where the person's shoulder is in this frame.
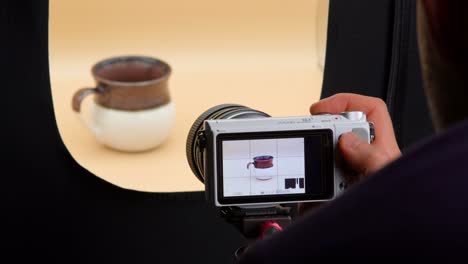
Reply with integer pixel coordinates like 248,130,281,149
389,118,468,179
359,118,468,207
237,120,468,263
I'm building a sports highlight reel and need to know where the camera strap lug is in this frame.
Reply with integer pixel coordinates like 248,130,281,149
197,130,207,149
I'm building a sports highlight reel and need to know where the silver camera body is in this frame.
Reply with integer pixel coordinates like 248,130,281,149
199,111,374,207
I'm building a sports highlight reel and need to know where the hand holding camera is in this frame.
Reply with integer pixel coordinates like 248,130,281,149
310,93,401,179
298,93,402,214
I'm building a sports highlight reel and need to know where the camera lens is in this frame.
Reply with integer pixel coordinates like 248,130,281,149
186,104,270,183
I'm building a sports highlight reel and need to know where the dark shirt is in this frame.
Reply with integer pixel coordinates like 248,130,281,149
239,119,468,261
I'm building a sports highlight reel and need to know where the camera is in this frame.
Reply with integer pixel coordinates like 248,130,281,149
186,104,374,208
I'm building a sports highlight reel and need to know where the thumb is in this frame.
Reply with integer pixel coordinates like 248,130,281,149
338,132,389,177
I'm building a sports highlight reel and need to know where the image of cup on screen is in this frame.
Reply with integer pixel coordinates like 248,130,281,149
222,138,306,197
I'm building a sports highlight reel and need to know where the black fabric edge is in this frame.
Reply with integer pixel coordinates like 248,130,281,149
386,0,413,147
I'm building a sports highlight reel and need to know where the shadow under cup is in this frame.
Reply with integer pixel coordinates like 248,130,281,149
72,56,175,152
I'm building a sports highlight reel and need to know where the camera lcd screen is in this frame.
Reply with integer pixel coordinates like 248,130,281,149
216,129,334,204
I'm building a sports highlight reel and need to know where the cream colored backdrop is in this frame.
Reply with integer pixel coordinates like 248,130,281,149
49,0,329,192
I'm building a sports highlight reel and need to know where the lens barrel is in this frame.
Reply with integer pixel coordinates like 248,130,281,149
186,104,270,183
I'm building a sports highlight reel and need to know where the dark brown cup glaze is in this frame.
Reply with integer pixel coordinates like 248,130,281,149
246,155,274,169
72,56,171,112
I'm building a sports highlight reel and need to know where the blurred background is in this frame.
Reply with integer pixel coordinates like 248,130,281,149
49,0,329,192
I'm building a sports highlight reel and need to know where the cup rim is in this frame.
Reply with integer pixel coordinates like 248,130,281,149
254,155,274,161
91,55,172,87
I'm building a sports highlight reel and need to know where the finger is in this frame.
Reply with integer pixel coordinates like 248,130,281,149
310,93,399,157
338,132,390,176
310,93,384,115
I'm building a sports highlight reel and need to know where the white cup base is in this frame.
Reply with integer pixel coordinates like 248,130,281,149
85,101,176,152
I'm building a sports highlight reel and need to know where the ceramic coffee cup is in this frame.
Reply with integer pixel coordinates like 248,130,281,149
247,155,274,180
72,56,175,152
246,155,274,169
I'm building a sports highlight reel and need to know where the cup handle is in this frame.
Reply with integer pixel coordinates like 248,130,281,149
72,87,101,112
72,86,102,135
247,162,255,169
